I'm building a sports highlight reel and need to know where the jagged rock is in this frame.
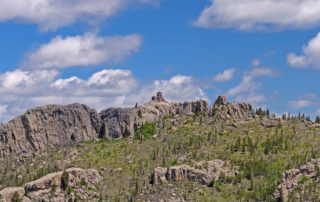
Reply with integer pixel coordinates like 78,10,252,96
0,168,102,202
100,93,211,138
0,104,102,159
150,160,237,186
213,96,253,120
274,159,320,201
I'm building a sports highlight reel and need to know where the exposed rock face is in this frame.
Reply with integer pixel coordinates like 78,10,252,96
0,168,102,202
0,104,102,159
150,160,237,186
274,159,320,201
100,93,211,138
213,96,253,120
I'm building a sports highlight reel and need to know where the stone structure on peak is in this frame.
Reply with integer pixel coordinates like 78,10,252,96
214,95,228,107
151,92,166,102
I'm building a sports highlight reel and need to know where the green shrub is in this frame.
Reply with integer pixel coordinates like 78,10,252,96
134,123,156,140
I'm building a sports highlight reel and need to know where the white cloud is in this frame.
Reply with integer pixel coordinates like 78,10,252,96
226,68,276,97
195,0,320,31
226,67,276,106
287,33,320,68
289,100,313,109
151,75,208,102
0,0,157,30
213,68,236,82
0,69,58,94
23,33,143,70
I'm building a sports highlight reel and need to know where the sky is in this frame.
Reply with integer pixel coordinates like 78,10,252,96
0,0,320,122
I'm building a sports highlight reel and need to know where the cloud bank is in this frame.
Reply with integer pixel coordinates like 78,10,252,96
0,0,157,30
195,0,320,31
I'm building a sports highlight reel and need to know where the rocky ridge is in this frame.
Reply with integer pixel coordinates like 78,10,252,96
0,168,102,202
0,93,258,159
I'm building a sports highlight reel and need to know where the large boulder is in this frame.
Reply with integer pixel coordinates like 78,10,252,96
0,168,103,202
150,160,237,186
0,104,102,159
0,187,26,202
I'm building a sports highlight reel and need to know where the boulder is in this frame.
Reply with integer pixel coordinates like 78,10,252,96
0,187,25,202
0,168,103,201
150,160,237,186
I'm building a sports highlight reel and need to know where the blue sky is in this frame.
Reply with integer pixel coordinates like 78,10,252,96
0,0,320,121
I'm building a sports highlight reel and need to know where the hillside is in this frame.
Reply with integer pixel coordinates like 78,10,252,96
1,93,320,201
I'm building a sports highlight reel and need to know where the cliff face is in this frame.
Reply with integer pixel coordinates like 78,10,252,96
0,104,102,158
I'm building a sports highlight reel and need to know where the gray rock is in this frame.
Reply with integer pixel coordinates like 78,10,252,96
150,159,237,187
213,96,253,120
274,159,320,201
0,104,102,159
100,93,211,138
0,168,102,202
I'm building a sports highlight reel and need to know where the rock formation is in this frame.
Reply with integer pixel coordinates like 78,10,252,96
0,168,102,202
0,104,102,159
150,159,238,186
274,159,320,201
0,93,257,159
213,96,254,120
100,93,211,138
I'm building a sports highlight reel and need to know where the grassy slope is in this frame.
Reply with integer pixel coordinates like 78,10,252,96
1,114,320,201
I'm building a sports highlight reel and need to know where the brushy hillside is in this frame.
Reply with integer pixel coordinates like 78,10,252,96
1,110,320,201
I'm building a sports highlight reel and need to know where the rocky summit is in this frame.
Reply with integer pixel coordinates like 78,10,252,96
0,93,320,201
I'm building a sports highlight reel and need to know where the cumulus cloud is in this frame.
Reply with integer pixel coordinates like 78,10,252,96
213,68,236,82
152,75,208,102
195,0,320,31
0,0,157,30
287,33,320,68
0,69,207,122
226,67,277,106
23,33,143,70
